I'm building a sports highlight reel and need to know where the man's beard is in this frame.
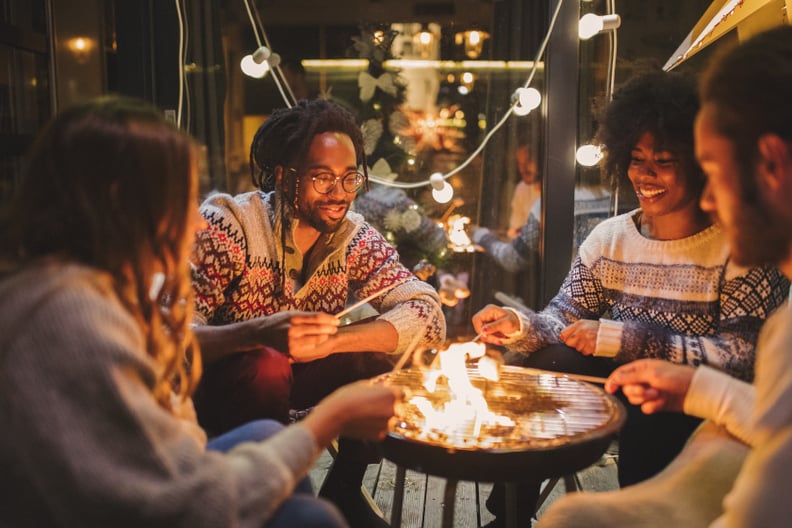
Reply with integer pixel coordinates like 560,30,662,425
730,195,790,268
298,198,350,233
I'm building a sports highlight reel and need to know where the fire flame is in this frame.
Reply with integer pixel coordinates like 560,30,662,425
405,341,514,448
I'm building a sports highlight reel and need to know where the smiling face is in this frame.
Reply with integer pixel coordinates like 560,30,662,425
628,131,703,225
294,131,358,233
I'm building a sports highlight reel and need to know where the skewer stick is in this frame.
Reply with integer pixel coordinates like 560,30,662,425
390,321,430,373
522,367,608,385
336,280,406,319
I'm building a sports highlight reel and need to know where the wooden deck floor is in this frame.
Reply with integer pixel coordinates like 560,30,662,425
310,447,619,527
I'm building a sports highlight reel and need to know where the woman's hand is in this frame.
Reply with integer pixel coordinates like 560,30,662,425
303,380,403,447
605,359,695,414
471,304,521,345
559,319,599,356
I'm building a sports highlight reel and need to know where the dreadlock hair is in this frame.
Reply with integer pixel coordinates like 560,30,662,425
248,99,368,298
249,98,369,194
595,70,703,198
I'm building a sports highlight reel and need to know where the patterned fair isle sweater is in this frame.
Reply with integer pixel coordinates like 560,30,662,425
503,210,790,381
191,190,446,353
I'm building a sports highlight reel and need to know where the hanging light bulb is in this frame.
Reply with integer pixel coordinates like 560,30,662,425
240,45,280,78
578,13,621,40
454,28,491,59
512,87,542,116
430,172,454,204
576,144,604,166
413,24,436,59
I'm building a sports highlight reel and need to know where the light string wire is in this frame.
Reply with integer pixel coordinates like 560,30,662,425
606,0,619,216
243,0,295,108
249,0,298,106
174,0,185,128
243,0,565,191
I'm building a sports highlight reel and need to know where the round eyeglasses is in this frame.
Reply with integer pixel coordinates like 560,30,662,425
301,169,366,194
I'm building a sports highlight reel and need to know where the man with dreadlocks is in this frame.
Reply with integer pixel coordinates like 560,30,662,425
190,98,446,527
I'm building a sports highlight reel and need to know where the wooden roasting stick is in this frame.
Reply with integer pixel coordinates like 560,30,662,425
523,367,608,385
488,292,609,384
335,280,406,319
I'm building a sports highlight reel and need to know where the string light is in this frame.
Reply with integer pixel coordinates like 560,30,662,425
512,87,542,116
240,45,281,78
575,144,604,166
242,0,566,193
578,13,621,40
430,172,454,203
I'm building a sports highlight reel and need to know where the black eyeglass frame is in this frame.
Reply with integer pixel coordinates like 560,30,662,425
288,167,367,195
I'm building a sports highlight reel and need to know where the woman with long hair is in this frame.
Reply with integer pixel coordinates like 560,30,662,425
0,96,400,528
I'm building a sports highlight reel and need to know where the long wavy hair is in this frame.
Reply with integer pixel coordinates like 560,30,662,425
0,96,201,409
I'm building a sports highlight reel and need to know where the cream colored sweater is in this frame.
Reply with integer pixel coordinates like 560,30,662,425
0,260,321,527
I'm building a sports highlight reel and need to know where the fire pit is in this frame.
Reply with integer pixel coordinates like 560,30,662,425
381,365,625,482
376,362,625,528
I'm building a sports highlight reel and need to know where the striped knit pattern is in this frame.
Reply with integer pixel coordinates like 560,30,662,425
191,191,445,354
507,210,789,381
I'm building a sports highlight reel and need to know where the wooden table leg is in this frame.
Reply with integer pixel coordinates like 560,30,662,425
391,465,406,527
442,479,458,528
504,481,518,528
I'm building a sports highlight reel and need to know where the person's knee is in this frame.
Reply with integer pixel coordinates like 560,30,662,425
196,348,293,432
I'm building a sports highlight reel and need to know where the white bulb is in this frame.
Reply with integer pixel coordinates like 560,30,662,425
241,54,270,78
578,13,603,39
432,182,454,204
430,173,454,203
579,13,621,40
576,144,604,167
513,87,541,116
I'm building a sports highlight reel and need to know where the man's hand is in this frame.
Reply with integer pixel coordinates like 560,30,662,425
471,304,521,345
560,319,599,356
605,359,696,414
249,311,339,362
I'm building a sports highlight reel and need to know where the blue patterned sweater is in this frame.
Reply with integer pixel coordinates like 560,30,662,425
504,210,790,381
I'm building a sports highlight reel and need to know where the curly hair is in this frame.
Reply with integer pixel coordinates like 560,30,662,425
249,98,368,194
596,71,703,196
699,25,792,202
0,96,201,409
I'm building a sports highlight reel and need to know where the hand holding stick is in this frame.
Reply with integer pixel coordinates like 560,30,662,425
336,280,406,319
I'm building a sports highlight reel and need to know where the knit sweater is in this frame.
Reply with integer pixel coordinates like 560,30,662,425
474,186,612,273
191,190,446,353
0,261,320,528
503,210,790,381
508,180,541,234
705,301,792,527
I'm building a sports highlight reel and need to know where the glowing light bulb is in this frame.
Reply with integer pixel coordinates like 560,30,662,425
512,87,542,116
576,144,604,166
579,13,621,40
240,46,275,78
430,172,454,204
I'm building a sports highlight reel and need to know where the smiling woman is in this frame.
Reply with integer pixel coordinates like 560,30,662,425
470,69,791,526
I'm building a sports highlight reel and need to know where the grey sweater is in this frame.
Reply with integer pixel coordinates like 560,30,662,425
0,260,320,527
